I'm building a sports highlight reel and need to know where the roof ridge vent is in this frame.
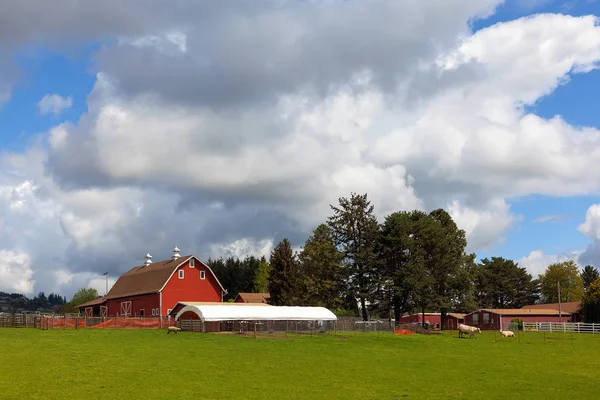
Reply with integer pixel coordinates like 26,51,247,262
144,252,152,266
172,246,181,260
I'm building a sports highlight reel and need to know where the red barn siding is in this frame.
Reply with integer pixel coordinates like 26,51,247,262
464,310,571,330
105,293,160,317
399,313,441,326
446,315,463,330
160,258,223,316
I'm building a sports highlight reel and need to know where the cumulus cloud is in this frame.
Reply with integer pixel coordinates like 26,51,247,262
517,249,583,278
534,214,568,223
38,94,73,116
577,204,600,266
3,3,600,296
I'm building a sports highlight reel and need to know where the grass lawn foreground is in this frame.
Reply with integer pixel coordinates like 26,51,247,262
1,328,599,399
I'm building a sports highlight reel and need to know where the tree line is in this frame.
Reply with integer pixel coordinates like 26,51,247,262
6,192,600,324
208,192,600,328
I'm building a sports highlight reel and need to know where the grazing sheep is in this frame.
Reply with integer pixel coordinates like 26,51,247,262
500,329,515,338
167,326,182,334
458,323,481,338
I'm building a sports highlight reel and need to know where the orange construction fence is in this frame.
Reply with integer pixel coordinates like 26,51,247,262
394,329,415,335
40,316,177,330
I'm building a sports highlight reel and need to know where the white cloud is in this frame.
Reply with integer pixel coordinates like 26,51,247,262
534,214,567,223
517,249,582,278
0,250,35,295
208,238,274,260
4,7,600,296
448,198,517,252
37,94,73,116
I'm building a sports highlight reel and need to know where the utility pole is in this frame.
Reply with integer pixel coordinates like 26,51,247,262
103,272,108,296
558,281,562,322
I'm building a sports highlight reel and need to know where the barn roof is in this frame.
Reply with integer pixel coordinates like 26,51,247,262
76,297,107,309
234,292,270,303
175,304,337,322
521,302,582,314
106,255,226,300
448,313,466,319
480,308,571,316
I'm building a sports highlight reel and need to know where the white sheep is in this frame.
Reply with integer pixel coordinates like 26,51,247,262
458,323,481,338
167,326,182,334
500,329,515,338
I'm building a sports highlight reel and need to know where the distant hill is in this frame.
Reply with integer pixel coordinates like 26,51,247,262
0,291,66,313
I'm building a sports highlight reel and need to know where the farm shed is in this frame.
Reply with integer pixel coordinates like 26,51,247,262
76,247,226,318
399,313,441,328
234,292,270,304
174,303,337,333
521,302,583,322
464,308,571,330
399,313,465,330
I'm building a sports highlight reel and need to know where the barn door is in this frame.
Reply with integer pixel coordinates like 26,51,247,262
120,301,132,317
447,319,454,330
85,307,93,317
100,306,108,318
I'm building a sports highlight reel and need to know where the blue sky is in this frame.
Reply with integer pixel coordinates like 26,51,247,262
1,0,600,295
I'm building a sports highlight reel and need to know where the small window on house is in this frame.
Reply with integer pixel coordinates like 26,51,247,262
189,259,195,268
151,309,155,316
483,312,490,324
179,270,184,279
200,271,205,280
156,308,160,316
473,313,480,324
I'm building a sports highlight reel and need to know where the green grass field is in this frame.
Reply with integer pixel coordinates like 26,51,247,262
1,329,599,399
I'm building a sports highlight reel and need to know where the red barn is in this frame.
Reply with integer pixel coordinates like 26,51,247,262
234,293,270,304
521,302,583,322
463,308,571,330
77,248,226,317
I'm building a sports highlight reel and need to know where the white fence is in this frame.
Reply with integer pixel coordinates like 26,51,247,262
523,322,600,334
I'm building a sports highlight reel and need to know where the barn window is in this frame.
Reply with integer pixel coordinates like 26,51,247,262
179,270,184,279
155,308,160,316
189,259,195,268
200,271,206,280
151,309,155,316
140,309,145,316
473,313,480,324
483,312,490,324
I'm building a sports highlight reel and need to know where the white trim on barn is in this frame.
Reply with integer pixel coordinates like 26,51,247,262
174,304,337,322
157,255,228,295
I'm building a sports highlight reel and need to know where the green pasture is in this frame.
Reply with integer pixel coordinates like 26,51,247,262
0,328,599,399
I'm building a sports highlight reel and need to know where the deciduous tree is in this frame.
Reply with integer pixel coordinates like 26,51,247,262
70,288,100,306
253,256,272,293
539,261,584,303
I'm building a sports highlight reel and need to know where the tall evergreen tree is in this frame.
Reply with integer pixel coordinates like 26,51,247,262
268,238,298,306
581,265,600,291
423,209,471,330
298,224,344,309
378,210,430,322
475,257,539,308
328,193,380,321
